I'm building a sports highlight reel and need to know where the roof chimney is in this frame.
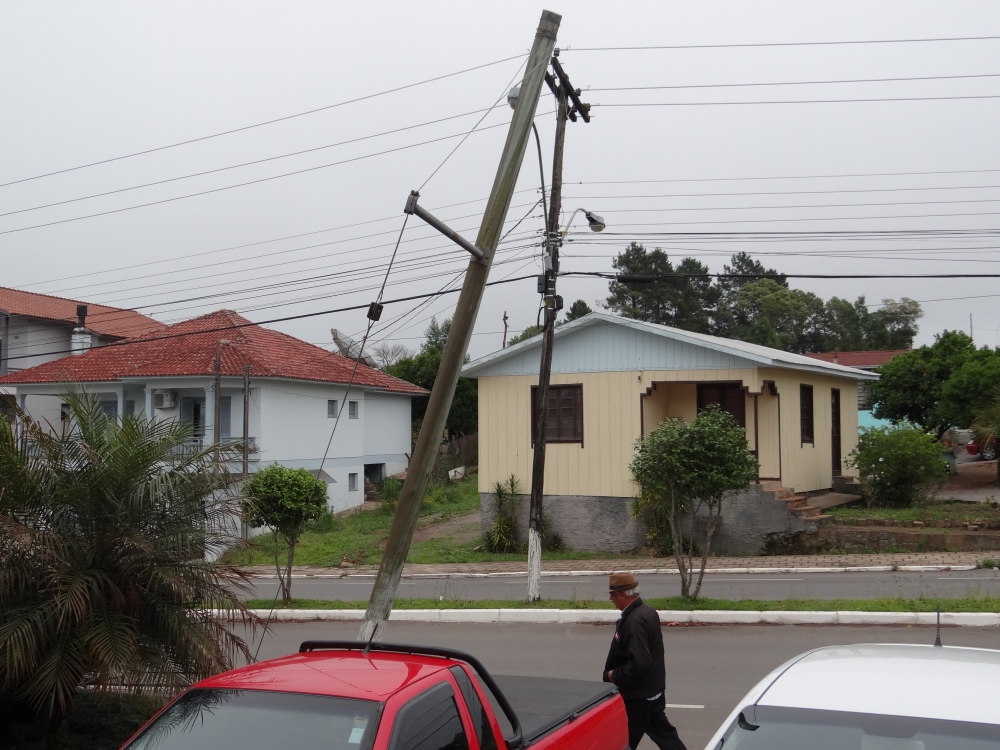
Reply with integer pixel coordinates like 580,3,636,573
71,304,93,355
833,352,839,364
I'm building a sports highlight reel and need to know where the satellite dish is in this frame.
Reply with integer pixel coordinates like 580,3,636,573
330,329,377,368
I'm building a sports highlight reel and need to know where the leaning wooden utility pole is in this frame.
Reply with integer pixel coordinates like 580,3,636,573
358,9,561,641
527,54,590,602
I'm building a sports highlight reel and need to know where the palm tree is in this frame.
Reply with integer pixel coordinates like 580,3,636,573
972,387,1000,486
0,394,260,720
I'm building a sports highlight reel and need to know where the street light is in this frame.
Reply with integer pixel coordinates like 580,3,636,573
562,207,606,233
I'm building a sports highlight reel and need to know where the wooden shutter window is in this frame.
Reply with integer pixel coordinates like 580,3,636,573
800,384,814,443
531,384,583,445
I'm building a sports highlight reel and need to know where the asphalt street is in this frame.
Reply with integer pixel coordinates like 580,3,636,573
244,569,1000,603
248,621,1000,750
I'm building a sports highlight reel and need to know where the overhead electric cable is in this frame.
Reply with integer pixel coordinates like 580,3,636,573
587,72,1000,91
0,53,527,189
565,35,1000,52
593,94,1000,107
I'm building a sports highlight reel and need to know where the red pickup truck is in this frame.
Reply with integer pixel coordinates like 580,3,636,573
120,640,628,750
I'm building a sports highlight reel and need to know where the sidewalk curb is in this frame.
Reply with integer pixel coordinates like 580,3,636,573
236,609,1000,626
249,565,979,580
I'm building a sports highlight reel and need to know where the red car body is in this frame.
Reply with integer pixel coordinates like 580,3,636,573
119,642,628,750
966,437,997,460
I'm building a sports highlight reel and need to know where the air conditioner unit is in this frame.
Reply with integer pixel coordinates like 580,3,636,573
153,390,177,409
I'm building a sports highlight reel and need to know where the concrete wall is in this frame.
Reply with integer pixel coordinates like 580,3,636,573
480,492,643,553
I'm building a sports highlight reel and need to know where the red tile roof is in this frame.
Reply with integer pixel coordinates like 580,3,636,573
802,350,909,368
0,310,426,395
0,287,163,339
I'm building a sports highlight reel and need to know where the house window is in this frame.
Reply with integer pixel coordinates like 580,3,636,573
348,472,359,491
99,401,118,418
530,384,583,445
348,401,359,419
697,382,746,427
61,403,70,422
125,400,135,416
219,396,231,439
327,399,338,418
800,384,814,443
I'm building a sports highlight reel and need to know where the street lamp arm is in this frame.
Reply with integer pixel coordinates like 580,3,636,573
561,208,606,234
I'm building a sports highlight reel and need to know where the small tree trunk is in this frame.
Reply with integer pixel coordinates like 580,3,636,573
272,531,288,603
283,537,297,605
668,496,690,599
690,510,719,600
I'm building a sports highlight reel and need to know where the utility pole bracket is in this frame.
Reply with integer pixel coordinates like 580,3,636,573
403,190,486,264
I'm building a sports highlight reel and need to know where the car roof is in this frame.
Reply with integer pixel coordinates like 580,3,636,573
195,650,454,702
759,644,1000,725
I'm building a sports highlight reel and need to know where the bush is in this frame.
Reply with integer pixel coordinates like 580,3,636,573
846,427,949,507
379,476,402,510
485,475,520,552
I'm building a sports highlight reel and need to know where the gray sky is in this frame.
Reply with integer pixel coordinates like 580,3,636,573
3,1,1000,361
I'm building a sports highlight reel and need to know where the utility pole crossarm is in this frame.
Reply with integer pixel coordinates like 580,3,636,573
404,191,485,262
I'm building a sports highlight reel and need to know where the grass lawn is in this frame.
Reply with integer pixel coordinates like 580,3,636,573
244,595,1000,612
222,477,609,567
826,500,1000,525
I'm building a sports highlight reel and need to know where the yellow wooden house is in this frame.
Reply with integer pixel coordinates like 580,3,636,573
462,312,879,552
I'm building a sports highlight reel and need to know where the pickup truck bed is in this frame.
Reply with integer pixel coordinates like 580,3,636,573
488,675,619,745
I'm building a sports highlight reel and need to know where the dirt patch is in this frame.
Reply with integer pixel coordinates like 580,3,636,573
936,460,999,503
411,509,481,544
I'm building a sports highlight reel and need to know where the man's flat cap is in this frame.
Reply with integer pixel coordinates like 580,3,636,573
609,572,638,592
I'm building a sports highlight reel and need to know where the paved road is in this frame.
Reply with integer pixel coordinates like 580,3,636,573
248,621,1000,750
245,569,1000,602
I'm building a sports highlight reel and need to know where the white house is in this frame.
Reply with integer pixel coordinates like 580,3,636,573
0,309,425,513
0,286,163,421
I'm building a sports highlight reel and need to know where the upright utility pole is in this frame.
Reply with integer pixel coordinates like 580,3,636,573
358,9,562,642
242,363,251,541
527,55,590,602
213,350,222,471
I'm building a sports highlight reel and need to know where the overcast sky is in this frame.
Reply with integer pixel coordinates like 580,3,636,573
3,1,1000,361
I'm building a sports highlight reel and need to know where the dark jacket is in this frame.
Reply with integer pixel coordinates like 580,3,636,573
602,598,665,700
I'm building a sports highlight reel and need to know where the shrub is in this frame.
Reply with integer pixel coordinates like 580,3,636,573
846,427,949,507
379,476,402,510
485,475,520,552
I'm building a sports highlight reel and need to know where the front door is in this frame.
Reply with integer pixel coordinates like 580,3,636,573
697,382,746,427
831,389,842,476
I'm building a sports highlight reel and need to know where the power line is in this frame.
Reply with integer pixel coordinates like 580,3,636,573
564,35,1000,52
0,53,527,189
0,105,508,220
0,274,542,364
568,168,1000,185
567,271,1000,281
564,183,1000,200
588,72,1000,91
0,118,524,238
592,94,1000,107
562,208,1000,227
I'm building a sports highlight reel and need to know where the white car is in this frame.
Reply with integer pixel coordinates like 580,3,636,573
705,643,1000,749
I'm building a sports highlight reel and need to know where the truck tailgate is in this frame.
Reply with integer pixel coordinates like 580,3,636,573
485,675,618,745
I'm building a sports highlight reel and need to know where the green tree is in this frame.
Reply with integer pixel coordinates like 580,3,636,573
0,395,256,720
714,252,786,338
507,325,540,346
605,243,718,333
422,317,451,352
846,427,949,507
385,318,478,434
821,296,921,352
937,348,1000,430
629,406,758,600
870,331,978,437
971,387,1000,485
242,465,328,604
565,299,592,322
732,280,826,353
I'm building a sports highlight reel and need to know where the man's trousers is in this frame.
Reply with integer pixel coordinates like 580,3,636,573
622,695,687,750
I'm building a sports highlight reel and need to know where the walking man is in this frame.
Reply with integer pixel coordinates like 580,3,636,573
603,573,687,750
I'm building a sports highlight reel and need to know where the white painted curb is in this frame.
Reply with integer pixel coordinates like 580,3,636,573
251,564,979,580
234,609,1000,626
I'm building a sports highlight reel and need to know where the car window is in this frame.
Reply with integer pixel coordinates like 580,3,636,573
125,689,380,750
449,666,498,750
718,706,1000,750
388,681,470,750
